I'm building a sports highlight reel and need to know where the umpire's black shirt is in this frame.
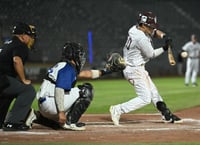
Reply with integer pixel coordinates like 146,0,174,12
0,36,29,77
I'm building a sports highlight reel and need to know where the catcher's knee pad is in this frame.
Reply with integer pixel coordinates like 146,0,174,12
78,83,94,101
67,83,94,124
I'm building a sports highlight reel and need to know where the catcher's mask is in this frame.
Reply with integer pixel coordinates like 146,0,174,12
61,42,86,73
137,11,158,29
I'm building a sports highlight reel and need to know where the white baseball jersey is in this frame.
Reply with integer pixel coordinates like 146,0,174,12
113,25,164,114
182,41,200,58
123,25,163,67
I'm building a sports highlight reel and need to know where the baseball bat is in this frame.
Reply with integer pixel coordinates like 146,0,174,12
168,45,176,66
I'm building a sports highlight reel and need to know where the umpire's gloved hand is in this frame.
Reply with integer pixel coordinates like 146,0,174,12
163,35,172,51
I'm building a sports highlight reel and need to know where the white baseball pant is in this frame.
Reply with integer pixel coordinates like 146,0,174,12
185,58,199,84
114,65,163,114
38,87,80,121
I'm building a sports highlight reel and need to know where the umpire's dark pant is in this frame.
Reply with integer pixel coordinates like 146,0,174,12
0,75,36,126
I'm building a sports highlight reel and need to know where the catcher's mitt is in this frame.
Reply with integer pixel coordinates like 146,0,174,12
105,53,126,72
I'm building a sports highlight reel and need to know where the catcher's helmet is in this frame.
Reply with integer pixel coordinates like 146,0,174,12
137,11,158,29
62,42,86,73
12,22,36,39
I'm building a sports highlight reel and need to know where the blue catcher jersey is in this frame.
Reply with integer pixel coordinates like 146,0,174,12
47,62,77,91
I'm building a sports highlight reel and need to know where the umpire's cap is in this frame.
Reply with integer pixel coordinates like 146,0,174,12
12,22,36,39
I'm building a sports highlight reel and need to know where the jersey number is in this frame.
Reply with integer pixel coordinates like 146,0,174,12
125,36,132,50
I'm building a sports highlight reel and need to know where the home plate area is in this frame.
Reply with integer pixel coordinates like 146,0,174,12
1,106,200,144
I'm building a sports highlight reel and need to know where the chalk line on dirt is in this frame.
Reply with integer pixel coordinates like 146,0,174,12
0,118,200,135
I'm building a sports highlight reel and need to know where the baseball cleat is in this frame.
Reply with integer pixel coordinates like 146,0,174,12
162,114,183,124
162,114,173,123
171,114,183,124
25,108,37,128
3,122,29,131
110,105,120,126
61,123,85,131
192,83,198,87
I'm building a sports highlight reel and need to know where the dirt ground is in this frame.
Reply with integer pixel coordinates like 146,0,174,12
1,106,200,144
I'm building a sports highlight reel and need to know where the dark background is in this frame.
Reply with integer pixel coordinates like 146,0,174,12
0,0,199,78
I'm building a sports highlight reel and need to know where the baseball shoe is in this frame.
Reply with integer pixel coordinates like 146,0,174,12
162,115,173,123
3,122,29,131
61,122,86,131
25,108,37,128
192,83,198,87
110,105,120,126
171,114,183,124
162,114,183,123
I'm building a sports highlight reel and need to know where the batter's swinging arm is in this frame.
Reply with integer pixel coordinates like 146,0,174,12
155,30,176,66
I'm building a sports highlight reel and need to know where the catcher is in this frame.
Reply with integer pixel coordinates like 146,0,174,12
33,42,125,131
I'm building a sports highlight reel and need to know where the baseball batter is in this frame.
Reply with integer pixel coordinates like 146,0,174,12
110,11,182,126
182,34,200,87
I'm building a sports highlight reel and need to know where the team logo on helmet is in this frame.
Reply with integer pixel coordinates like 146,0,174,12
141,15,147,23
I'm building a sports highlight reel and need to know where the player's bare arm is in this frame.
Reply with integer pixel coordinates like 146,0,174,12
154,29,166,39
13,56,31,84
55,87,66,124
78,70,102,79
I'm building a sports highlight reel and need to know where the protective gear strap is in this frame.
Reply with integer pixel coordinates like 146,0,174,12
55,87,65,112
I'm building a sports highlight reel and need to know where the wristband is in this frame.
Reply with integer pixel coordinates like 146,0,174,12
91,70,100,79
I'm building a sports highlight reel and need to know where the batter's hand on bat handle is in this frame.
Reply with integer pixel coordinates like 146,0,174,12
163,35,172,51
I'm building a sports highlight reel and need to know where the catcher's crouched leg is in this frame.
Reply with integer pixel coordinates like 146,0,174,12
65,83,94,130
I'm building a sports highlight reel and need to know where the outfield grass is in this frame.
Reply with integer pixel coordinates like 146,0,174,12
3,77,198,145
32,76,200,114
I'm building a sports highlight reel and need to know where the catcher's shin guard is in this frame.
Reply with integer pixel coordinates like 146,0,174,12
67,83,93,124
156,101,173,122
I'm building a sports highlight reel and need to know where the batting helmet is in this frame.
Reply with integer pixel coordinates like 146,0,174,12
12,22,36,39
61,42,86,73
137,11,158,29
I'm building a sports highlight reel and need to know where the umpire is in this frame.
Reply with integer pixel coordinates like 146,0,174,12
0,22,36,131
